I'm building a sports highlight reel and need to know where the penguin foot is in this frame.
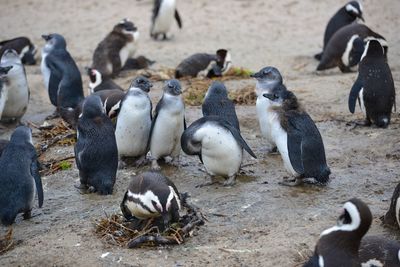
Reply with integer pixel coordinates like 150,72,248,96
23,210,32,220
268,146,279,154
118,160,127,169
223,176,236,187
278,178,303,186
87,186,96,193
151,160,161,171
74,183,90,194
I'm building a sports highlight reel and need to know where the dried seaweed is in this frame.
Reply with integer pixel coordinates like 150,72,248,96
0,228,16,255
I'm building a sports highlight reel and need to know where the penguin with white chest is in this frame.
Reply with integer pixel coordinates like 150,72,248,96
149,79,185,170
261,80,330,186
151,0,182,40
116,76,153,166
181,116,257,186
304,198,372,267
315,1,364,60
74,95,118,195
120,171,181,230
0,49,30,123
41,33,84,124
92,19,139,78
0,126,43,226
348,40,396,128
0,65,13,121
86,67,123,94
359,236,400,267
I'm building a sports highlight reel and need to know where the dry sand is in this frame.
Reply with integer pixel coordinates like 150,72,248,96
0,0,400,266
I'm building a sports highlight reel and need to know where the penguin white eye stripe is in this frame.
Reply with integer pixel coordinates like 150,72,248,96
395,197,400,229
360,41,370,62
346,4,359,15
167,186,181,210
320,202,361,236
342,34,359,67
128,190,162,213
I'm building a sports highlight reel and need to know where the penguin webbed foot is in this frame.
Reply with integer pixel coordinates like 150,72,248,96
151,159,161,171
23,210,32,220
268,146,278,154
196,177,221,188
278,177,303,187
74,183,91,194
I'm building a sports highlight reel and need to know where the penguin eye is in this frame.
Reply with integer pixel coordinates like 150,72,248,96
273,94,279,99
168,83,174,89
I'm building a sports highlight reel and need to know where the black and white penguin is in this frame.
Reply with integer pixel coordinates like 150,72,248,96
120,171,181,229
317,23,388,73
262,86,330,186
74,95,118,195
0,139,8,157
202,81,240,130
359,236,400,267
116,76,153,166
175,49,232,78
315,1,364,60
86,67,123,94
151,0,182,40
0,126,43,226
348,40,396,128
181,116,256,186
0,37,37,65
251,66,286,152
304,198,372,267
40,33,84,124
93,89,126,119
0,49,30,122
149,79,185,170
383,183,400,229
92,19,139,78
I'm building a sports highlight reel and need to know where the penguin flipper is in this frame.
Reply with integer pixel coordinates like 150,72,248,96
348,77,363,113
46,55,62,106
175,9,182,29
147,96,163,150
30,156,44,208
287,130,304,175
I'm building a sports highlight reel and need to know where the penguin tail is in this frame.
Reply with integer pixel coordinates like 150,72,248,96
314,52,323,61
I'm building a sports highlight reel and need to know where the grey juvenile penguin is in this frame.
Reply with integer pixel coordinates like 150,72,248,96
120,171,181,230
92,19,139,78
315,1,364,60
0,126,43,226
0,49,30,122
348,40,396,128
74,95,118,195
202,81,240,130
151,0,182,40
86,67,123,94
0,37,37,65
41,33,84,124
149,79,185,170
359,236,400,267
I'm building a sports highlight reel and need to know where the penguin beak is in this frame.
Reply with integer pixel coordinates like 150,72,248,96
162,212,170,229
359,15,365,22
41,34,51,41
263,93,275,100
250,71,261,79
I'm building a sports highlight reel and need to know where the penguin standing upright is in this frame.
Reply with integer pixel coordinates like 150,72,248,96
304,198,372,267
0,126,43,226
0,37,37,65
0,65,13,120
315,1,364,60
74,95,118,195
151,0,182,40
116,76,153,166
251,66,286,152
149,79,185,170
359,236,400,267
382,182,400,229
92,19,139,78
181,116,256,186
202,81,240,130
0,49,30,122
120,171,181,229
40,33,84,124
86,67,123,94
348,40,396,128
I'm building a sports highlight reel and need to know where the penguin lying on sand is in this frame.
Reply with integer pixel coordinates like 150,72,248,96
175,49,232,78
348,40,396,128
86,67,123,94
151,0,182,40
359,236,400,267
0,37,37,65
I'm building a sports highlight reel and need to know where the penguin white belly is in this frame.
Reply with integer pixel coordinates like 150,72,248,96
119,32,139,67
268,111,298,176
359,88,366,114
116,96,151,157
126,200,159,219
0,84,8,118
1,69,29,119
196,124,243,177
40,53,50,90
152,0,176,34
256,96,276,147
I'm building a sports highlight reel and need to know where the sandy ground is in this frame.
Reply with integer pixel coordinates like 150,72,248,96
1,0,400,266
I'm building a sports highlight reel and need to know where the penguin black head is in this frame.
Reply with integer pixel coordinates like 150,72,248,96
216,49,232,71
345,1,364,21
81,95,104,118
115,19,138,37
41,33,67,52
263,89,299,111
86,67,101,84
21,44,37,65
251,66,283,89
360,40,385,62
164,79,182,96
130,76,153,92
10,126,33,145
206,81,228,98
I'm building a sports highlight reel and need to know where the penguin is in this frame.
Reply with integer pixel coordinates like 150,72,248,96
93,89,126,119
382,182,400,229
121,56,155,71
202,81,240,130
175,49,232,78
74,95,118,195
251,66,286,152
151,0,182,40
40,33,84,125
317,23,388,73
181,116,257,186
86,67,123,94
359,236,400,267
120,171,181,229
116,76,153,166
262,85,330,186
0,37,37,65
91,19,139,78
0,139,8,157
348,40,396,128
315,1,364,60
0,49,30,122
0,126,43,226
303,198,372,267
149,79,185,170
